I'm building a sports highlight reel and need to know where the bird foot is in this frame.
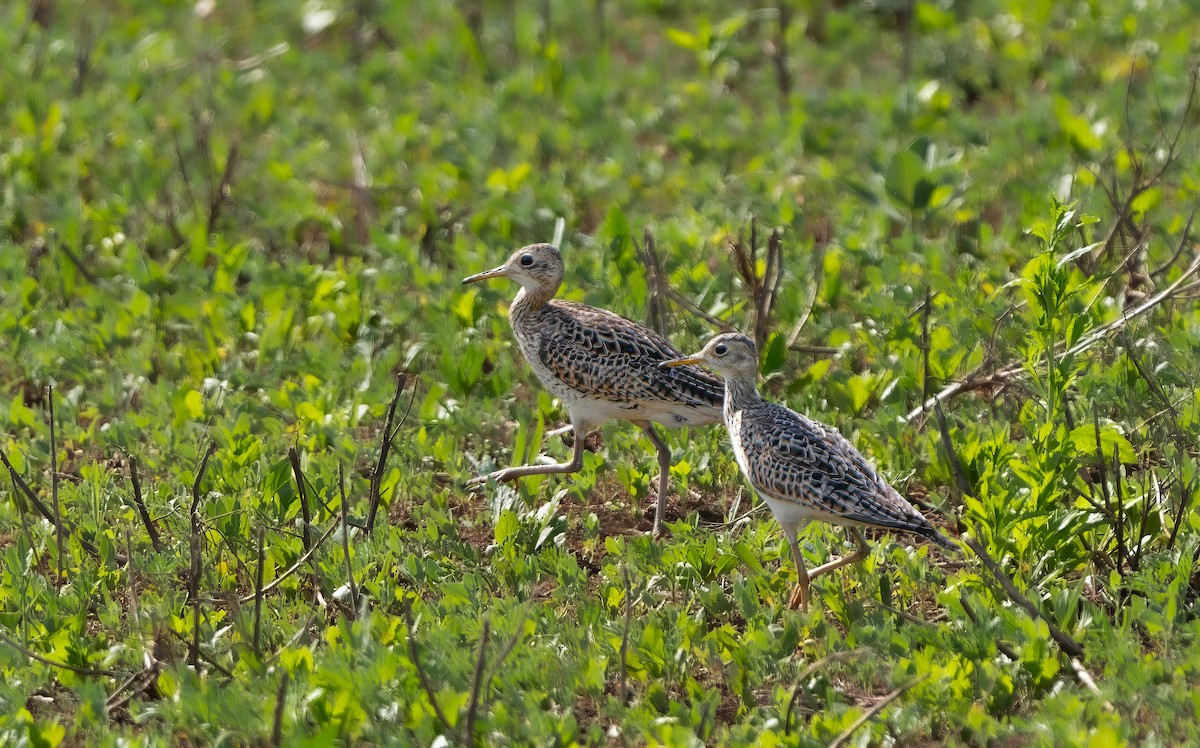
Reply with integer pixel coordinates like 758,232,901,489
465,468,520,490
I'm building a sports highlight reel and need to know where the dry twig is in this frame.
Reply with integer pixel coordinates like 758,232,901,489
905,251,1200,423
934,405,1090,666
618,564,633,702
288,447,313,553
826,675,928,748
205,142,239,235
463,617,491,748
271,671,289,746
129,457,161,551
253,526,266,654
633,231,734,333
0,628,116,678
784,649,870,734
238,522,339,604
338,463,359,614
188,442,217,670
47,385,62,581
367,373,410,533
1,446,125,564
729,219,785,351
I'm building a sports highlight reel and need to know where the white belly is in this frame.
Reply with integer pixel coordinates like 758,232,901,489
761,495,816,533
554,393,718,428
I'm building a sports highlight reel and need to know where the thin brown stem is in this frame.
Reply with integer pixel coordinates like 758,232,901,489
129,457,161,551
959,593,1019,661
784,649,870,734
367,373,409,533
919,286,933,417
206,142,238,236
189,527,202,670
0,448,120,563
238,522,339,604
47,385,63,582
463,617,491,748
189,442,217,670
0,628,116,677
191,442,217,518
59,242,99,284
271,672,289,746
618,564,632,702
288,447,313,553
905,249,1200,423
338,463,359,615
827,675,928,748
961,536,1085,659
933,406,1085,660
634,229,671,336
253,526,266,654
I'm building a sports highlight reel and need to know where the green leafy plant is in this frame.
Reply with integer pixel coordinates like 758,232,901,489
2,1,1200,745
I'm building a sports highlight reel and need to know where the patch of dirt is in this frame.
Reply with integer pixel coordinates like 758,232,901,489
404,470,742,583
390,488,495,555
445,493,496,555
457,520,493,555
387,497,419,530
568,473,733,537
572,692,600,729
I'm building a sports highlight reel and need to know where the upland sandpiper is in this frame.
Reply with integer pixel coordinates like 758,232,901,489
661,333,954,610
463,243,724,535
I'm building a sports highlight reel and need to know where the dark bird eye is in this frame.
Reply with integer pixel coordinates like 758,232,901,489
714,343,728,355
519,254,535,267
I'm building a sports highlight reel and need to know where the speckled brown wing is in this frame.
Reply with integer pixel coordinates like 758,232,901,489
536,300,723,408
738,402,953,547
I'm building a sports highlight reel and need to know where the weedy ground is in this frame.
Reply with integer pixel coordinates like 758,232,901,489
2,1,1200,745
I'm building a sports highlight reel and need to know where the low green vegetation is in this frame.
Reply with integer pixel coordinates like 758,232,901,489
2,0,1200,745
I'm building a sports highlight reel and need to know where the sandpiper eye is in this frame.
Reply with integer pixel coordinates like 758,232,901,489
714,343,728,355
519,254,535,267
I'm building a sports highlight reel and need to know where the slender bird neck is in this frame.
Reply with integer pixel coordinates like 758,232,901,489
510,282,557,318
723,373,762,415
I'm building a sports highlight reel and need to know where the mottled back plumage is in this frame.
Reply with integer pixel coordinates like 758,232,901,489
729,399,953,547
529,300,723,419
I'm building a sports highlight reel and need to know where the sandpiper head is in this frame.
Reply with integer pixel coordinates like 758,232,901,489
461,243,564,293
660,332,758,380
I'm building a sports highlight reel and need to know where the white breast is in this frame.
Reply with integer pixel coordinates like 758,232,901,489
727,409,753,481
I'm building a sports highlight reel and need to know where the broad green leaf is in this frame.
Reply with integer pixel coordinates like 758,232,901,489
733,542,765,575
494,509,519,545
1069,423,1136,464
760,332,787,374
884,149,934,210
183,390,204,419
